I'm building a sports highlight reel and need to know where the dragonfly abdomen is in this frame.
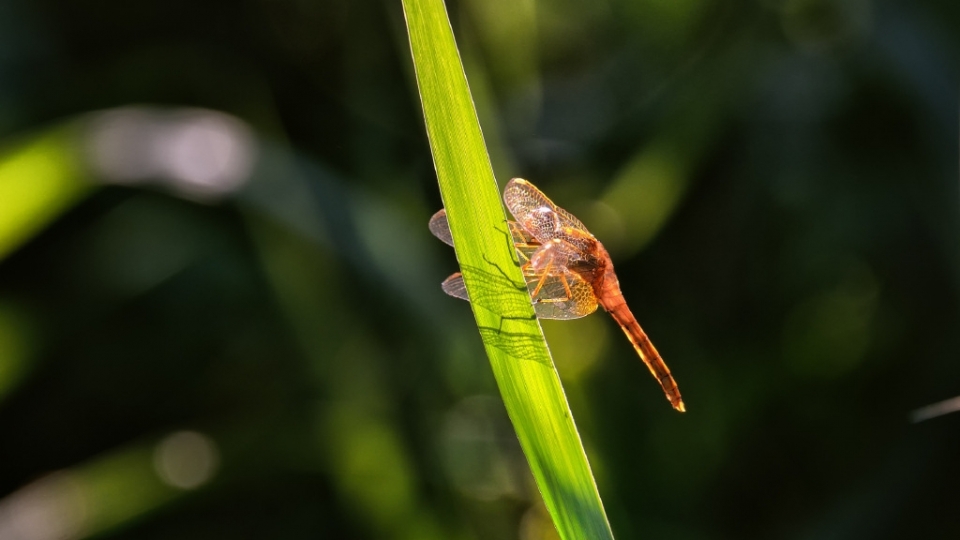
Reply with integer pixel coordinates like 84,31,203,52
600,280,685,412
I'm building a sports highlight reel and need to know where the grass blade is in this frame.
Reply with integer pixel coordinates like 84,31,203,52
401,1,614,538
0,125,93,261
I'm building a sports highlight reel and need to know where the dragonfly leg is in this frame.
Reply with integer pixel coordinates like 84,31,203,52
506,220,542,267
530,265,553,298
519,260,538,276
514,243,539,266
536,297,570,304
559,272,573,300
507,220,526,239
532,273,574,304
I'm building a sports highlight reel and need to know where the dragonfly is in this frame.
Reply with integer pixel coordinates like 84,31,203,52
429,178,685,412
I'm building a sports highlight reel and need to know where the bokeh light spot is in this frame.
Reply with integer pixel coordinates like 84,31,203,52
0,472,86,540
153,431,220,490
323,406,417,530
601,144,688,254
782,263,879,378
540,317,609,382
86,107,256,201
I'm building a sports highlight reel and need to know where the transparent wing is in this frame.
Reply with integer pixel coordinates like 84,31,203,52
430,204,596,319
508,218,536,244
508,219,540,265
441,272,468,300
440,268,597,320
428,209,454,247
433,208,538,244
524,269,598,320
503,178,590,242
438,269,539,320
431,211,467,303
431,208,541,263
520,238,600,319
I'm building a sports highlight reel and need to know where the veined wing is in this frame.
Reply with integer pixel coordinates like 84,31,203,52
428,209,455,247
508,219,540,265
430,208,541,264
439,271,598,320
503,178,590,243
440,272,468,300
430,209,540,247
524,269,598,319
520,235,599,319
430,206,595,319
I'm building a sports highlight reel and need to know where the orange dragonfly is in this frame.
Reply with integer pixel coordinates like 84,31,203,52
429,178,685,412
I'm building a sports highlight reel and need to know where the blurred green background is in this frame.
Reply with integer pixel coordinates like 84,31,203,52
1,0,958,539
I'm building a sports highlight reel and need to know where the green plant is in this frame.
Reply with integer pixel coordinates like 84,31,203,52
402,1,615,538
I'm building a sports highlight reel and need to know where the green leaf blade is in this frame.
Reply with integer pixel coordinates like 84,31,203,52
402,1,615,539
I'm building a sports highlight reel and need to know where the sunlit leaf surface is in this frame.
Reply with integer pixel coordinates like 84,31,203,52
402,1,614,538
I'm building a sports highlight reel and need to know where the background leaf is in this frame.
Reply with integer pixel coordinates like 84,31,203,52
0,125,92,261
